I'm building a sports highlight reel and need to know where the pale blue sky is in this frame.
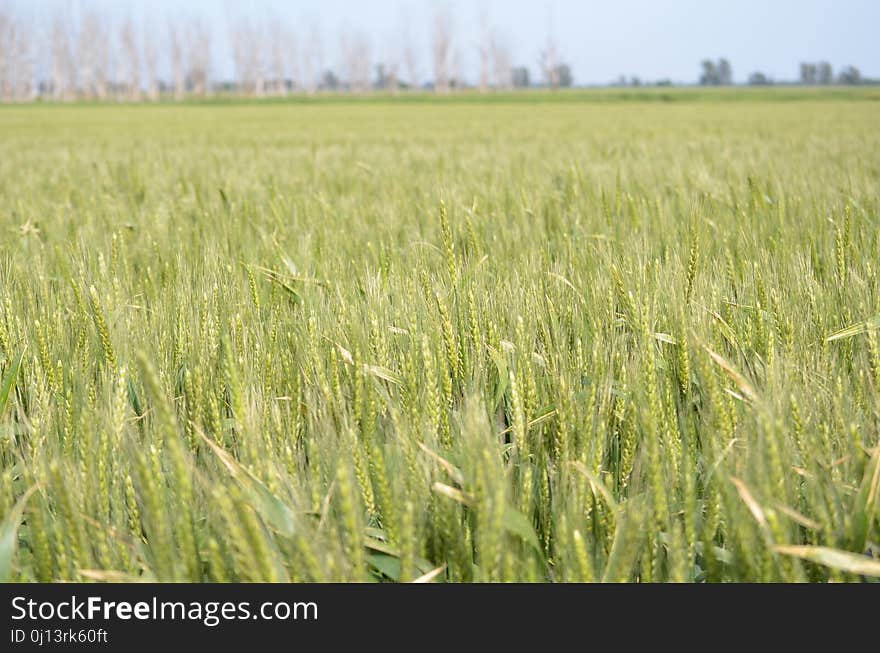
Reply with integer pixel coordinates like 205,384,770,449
17,1,880,84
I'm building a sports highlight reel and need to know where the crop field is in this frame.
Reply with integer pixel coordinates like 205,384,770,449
0,91,878,582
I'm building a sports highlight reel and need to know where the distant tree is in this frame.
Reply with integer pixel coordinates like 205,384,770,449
748,71,771,86
817,61,833,85
555,64,573,87
375,28,400,93
341,31,371,92
476,10,490,93
450,48,464,89
397,8,420,91
187,19,212,97
402,41,419,90
432,7,453,93
374,63,398,91
50,12,75,101
2,12,36,101
837,65,861,85
800,62,817,85
169,23,186,100
143,19,159,100
699,59,718,85
301,26,323,94
718,59,732,85
266,18,291,96
629,76,641,87
321,69,339,91
700,58,732,85
0,10,13,101
119,17,140,100
511,66,530,88
79,12,109,100
284,30,300,92
655,79,673,87
231,19,267,96
374,64,385,89
490,38,512,89
539,37,560,88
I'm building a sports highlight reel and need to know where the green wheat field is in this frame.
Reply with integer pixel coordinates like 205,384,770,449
1,90,878,582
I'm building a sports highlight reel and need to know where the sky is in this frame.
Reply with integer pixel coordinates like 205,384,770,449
16,0,880,85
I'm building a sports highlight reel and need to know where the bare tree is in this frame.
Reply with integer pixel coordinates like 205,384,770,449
0,10,11,101
375,61,398,92
341,30,371,92
432,7,453,92
0,9,38,102
187,18,212,97
284,28,300,92
253,24,266,95
0,10,18,101
231,18,265,96
50,13,75,101
169,23,185,100
399,12,419,91
540,36,560,89
376,25,400,93
79,12,110,100
378,57,399,93
301,25,323,94
143,20,159,100
17,16,34,101
119,17,141,101
267,18,289,95
490,33,512,89
451,47,464,89
230,20,246,93
477,11,490,93
402,43,418,91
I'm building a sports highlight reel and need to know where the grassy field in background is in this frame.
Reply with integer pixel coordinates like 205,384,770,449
0,92,878,582
14,84,880,107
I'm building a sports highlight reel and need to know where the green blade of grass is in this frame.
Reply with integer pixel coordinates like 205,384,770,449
198,430,297,538
773,545,880,577
0,349,24,420
825,314,880,342
0,485,39,582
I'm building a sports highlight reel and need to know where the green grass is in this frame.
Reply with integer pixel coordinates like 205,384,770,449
0,94,878,582
13,85,880,108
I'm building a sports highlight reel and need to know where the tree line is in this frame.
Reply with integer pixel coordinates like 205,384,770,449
612,58,868,88
0,5,575,103
699,58,865,87
0,5,871,103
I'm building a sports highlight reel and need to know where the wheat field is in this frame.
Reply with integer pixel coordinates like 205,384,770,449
0,92,878,582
